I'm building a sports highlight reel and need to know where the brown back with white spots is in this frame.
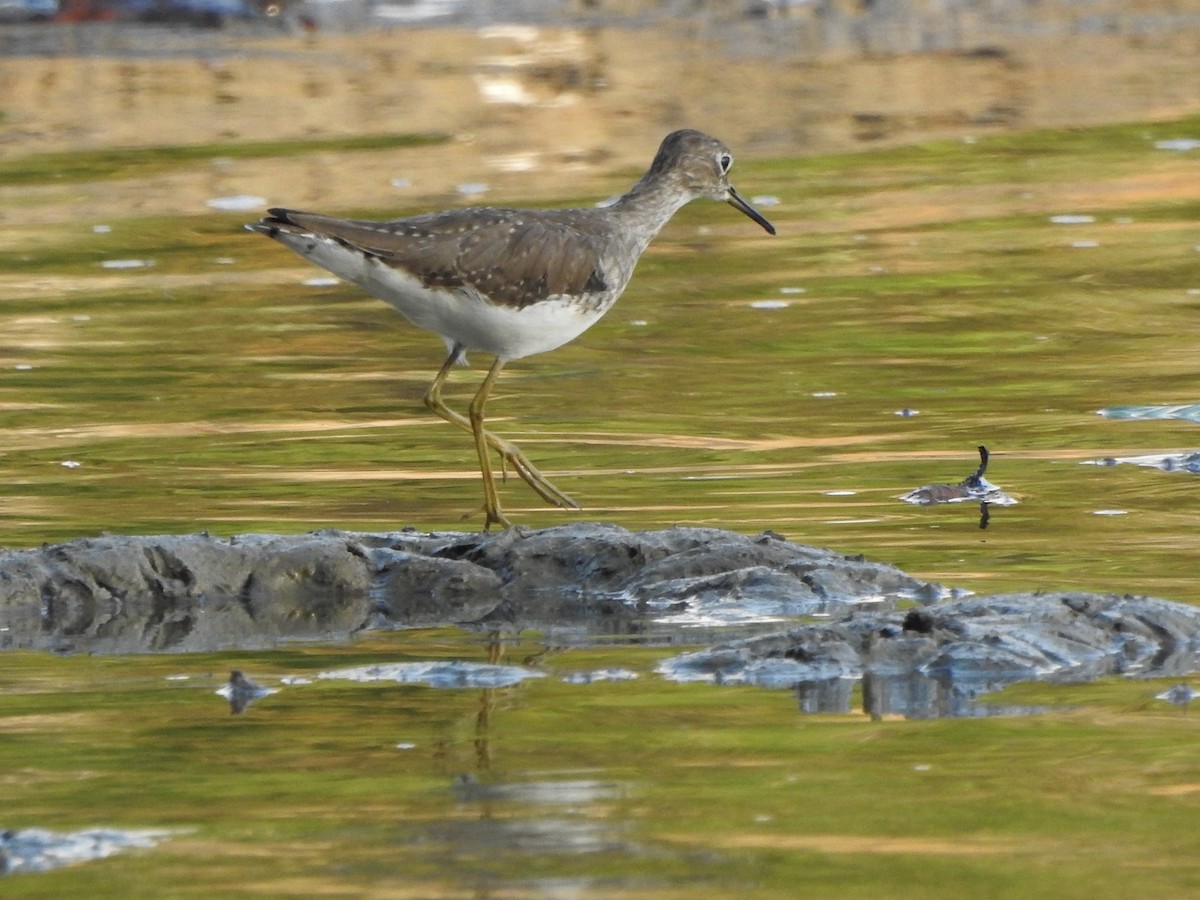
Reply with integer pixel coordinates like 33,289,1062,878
260,207,616,309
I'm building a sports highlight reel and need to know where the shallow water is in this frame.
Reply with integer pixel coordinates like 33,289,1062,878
3,117,1200,895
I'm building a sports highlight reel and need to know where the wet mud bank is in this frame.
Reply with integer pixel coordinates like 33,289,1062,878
661,593,1200,716
2,524,1198,699
0,523,935,654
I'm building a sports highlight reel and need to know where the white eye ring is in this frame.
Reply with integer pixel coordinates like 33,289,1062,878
719,153,733,173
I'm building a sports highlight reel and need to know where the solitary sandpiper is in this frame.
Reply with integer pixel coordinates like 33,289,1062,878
247,129,775,529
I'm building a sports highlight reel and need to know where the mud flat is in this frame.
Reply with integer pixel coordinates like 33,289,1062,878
2,12,1199,221
2,523,1198,707
0,523,937,653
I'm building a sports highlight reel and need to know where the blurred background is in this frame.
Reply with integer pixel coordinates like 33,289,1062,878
2,0,1198,217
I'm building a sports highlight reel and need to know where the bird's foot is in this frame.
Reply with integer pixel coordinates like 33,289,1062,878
492,440,579,511
461,502,513,531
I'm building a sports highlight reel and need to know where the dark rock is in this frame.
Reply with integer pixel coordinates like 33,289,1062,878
0,532,376,653
659,592,1200,690
8,524,1199,709
0,524,937,654
368,548,504,627
903,608,935,633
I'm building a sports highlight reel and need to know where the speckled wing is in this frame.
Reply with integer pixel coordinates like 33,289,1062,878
260,208,612,310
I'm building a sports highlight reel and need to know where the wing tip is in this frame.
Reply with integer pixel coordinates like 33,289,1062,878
246,207,303,237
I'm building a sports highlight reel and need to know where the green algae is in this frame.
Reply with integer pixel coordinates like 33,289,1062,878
2,635,1200,898
0,131,450,187
3,115,1200,897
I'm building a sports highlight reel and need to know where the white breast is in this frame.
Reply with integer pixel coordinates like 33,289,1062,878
276,231,615,362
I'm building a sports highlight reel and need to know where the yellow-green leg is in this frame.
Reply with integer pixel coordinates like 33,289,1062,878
468,358,509,529
422,349,579,527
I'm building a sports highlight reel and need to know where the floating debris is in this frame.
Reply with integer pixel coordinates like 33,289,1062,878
750,195,781,207
100,259,153,270
1084,452,1200,475
215,670,276,714
1070,240,1100,249
749,299,790,310
1154,138,1200,152
302,276,341,287
205,195,267,212
92,224,112,234
811,391,837,398
456,182,489,197
0,827,176,875
778,286,806,294
59,460,82,469
899,446,1017,529
1156,683,1196,706
560,668,639,684
318,661,544,689
390,177,412,189
1098,404,1200,423
1049,214,1095,224
894,408,920,417
1093,509,1128,516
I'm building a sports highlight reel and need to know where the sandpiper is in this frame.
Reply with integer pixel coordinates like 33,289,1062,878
247,129,775,529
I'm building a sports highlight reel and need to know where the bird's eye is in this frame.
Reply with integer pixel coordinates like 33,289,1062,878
719,154,733,173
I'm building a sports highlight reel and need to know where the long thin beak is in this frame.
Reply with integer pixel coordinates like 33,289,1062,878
727,186,776,235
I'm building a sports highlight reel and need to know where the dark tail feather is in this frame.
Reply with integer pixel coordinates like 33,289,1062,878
245,207,301,236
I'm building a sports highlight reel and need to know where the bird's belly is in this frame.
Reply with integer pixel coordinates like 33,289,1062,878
362,257,613,361
272,232,617,361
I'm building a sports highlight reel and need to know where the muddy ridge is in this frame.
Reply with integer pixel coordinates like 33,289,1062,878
2,524,1198,702
1,523,935,653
